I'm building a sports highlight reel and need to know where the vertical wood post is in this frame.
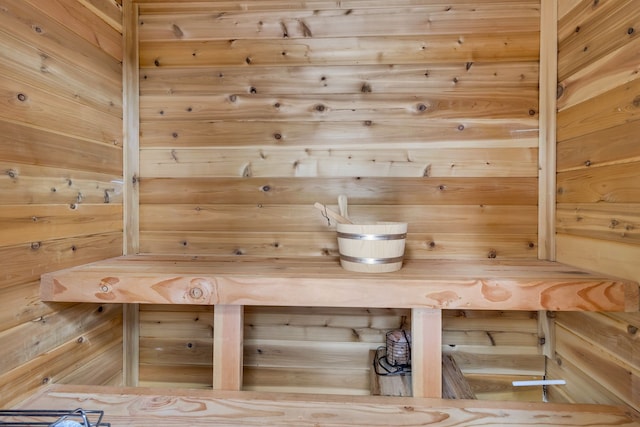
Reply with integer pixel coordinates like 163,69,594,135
538,0,558,262
537,0,558,362
122,0,140,387
213,305,244,391
411,308,442,398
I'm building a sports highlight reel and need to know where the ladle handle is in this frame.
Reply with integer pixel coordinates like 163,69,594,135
338,194,349,221
314,202,353,224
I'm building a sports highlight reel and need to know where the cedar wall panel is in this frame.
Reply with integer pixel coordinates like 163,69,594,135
135,0,542,395
553,0,640,413
0,0,124,406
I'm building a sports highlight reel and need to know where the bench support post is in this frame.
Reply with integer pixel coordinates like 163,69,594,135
213,305,244,390
411,308,442,398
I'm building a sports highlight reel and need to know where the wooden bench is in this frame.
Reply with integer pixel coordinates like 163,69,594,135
40,254,639,399
16,384,640,426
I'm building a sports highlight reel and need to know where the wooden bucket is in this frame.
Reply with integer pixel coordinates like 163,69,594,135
336,222,407,273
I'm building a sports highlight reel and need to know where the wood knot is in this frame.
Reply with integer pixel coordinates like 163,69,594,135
487,250,497,259
628,325,638,335
416,103,428,112
314,104,326,112
189,287,204,299
17,93,27,102
633,95,640,108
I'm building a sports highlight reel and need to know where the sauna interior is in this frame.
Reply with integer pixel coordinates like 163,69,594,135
1,0,639,424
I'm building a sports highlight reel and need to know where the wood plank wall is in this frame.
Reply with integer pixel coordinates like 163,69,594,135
132,0,543,396
551,0,640,412
0,0,124,406
136,0,540,260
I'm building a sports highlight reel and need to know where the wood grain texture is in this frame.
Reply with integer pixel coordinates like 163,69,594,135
140,147,538,178
16,384,640,426
139,177,538,205
556,203,640,245
411,308,442,397
138,6,539,41
558,0,640,81
557,162,640,204
140,63,539,96
139,119,538,148
557,120,640,172
557,76,640,143
39,255,639,312
140,34,539,68
213,305,244,390
0,0,123,407
554,1,640,412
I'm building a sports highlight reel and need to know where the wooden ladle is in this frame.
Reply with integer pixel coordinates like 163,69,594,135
314,202,352,224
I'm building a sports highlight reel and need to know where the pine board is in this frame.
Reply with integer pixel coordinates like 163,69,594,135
15,384,640,426
40,255,639,311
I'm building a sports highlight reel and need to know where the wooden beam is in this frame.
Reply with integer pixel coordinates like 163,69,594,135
40,256,640,312
213,305,244,391
122,0,140,387
411,308,442,398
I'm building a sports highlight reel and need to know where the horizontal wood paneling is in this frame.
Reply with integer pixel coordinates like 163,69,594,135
136,0,540,393
140,34,539,68
556,204,640,245
140,147,538,178
558,0,640,81
556,77,640,142
139,119,538,149
0,32,122,118
0,204,122,247
24,0,123,61
0,304,122,407
557,35,640,112
554,1,640,412
557,120,640,172
139,204,537,234
0,0,123,406
0,74,122,145
557,162,640,204
553,323,639,410
140,177,538,205
140,63,540,97
136,0,540,13
138,5,540,41
0,163,123,205
139,92,537,123
0,303,120,378
0,232,122,290
0,1,122,85
139,231,538,259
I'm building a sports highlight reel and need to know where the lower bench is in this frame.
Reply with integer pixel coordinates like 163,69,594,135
15,384,639,426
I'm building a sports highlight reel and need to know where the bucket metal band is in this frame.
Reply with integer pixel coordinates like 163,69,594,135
340,254,404,265
337,232,407,241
